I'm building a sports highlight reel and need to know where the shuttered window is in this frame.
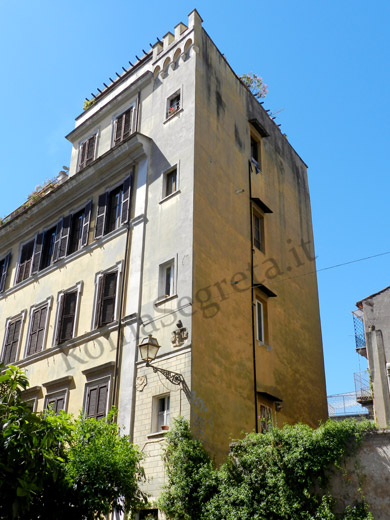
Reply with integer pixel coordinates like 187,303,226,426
37,226,57,271
94,176,132,239
95,271,118,328
114,108,134,145
56,291,77,345
85,381,109,420
27,305,48,356
16,240,35,283
2,318,22,365
78,134,97,171
44,391,66,414
256,300,264,344
0,253,11,293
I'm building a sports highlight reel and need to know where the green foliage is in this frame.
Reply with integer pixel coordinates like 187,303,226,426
83,98,97,110
159,418,375,520
0,365,145,519
240,72,268,99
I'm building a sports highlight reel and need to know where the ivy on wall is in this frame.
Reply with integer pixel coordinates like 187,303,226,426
159,418,375,520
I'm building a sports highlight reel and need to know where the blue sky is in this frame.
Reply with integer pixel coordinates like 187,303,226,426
1,0,389,396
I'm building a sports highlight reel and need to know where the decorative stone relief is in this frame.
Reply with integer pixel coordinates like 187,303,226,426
171,320,189,347
136,375,147,392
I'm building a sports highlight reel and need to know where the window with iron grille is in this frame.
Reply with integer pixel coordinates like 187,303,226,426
94,270,118,328
113,107,134,146
84,379,109,420
78,134,97,171
2,317,22,365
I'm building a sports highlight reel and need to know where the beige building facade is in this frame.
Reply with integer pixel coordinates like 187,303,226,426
0,10,327,516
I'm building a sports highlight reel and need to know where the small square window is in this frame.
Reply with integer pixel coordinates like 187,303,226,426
158,260,175,299
164,168,177,198
166,92,181,118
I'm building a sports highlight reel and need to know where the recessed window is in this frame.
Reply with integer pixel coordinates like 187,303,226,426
250,135,261,171
78,134,97,171
55,288,79,345
114,107,135,146
259,404,272,433
44,390,66,414
39,225,57,270
2,315,23,365
16,239,35,284
94,270,119,328
0,252,11,293
256,300,264,345
153,394,170,432
84,378,109,420
159,260,175,299
26,301,50,357
165,168,177,198
166,91,181,118
253,212,264,252
94,176,132,239
68,209,85,254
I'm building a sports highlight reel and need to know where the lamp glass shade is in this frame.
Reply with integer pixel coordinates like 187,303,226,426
139,335,160,362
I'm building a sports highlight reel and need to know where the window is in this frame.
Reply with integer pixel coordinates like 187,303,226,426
54,287,80,345
16,239,35,283
166,91,181,118
253,212,264,252
164,167,177,198
250,135,261,172
256,300,264,345
68,202,92,254
0,252,11,293
94,177,132,239
259,404,272,434
158,260,175,300
78,134,97,171
94,270,118,328
155,395,170,431
2,315,24,365
26,300,51,356
84,378,109,420
37,225,57,271
44,390,66,414
114,107,134,146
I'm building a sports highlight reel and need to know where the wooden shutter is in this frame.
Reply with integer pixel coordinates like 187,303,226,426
94,193,108,239
2,319,21,364
0,253,11,293
85,382,108,419
123,109,131,139
58,291,77,343
81,200,92,247
46,393,66,414
86,135,96,165
58,215,71,259
100,272,117,325
28,306,47,355
120,175,132,225
94,276,104,328
114,114,123,145
79,141,87,170
31,233,44,274
55,294,65,345
53,219,63,262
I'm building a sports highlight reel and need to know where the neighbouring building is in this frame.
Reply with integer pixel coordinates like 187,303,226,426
353,287,390,427
0,10,327,516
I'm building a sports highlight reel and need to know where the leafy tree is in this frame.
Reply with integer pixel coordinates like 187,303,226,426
0,364,145,519
159,418,375,520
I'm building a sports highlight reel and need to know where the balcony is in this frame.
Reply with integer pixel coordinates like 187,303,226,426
352,309,367,357
354,370,373,405
327,392,369,419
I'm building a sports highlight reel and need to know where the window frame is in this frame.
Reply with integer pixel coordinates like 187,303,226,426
53,282,83,346
259,403,273,434
44,389,68,414
1,310,26,365
24,297,52,358
250,131,262,172
255,299,264,345
253,210,265,253
83,375,111,420
152,393,170,433
15,238,35,284
158,258,176,301
166,89,182,120
78,132,98,172
161,164,179,201
94,176,132,240
92,262,122,330
0,252,11,293
112,105,136,147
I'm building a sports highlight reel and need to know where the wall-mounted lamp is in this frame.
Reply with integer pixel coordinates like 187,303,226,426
138,334,192,401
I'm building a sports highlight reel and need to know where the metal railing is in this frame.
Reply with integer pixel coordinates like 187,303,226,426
352,309,366,352
327,392,369,417
354,370,372,403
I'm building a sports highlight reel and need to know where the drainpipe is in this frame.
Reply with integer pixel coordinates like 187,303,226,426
111,169,135,411
248,160,259,433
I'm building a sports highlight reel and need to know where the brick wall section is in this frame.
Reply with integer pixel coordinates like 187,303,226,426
133,349,191,499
